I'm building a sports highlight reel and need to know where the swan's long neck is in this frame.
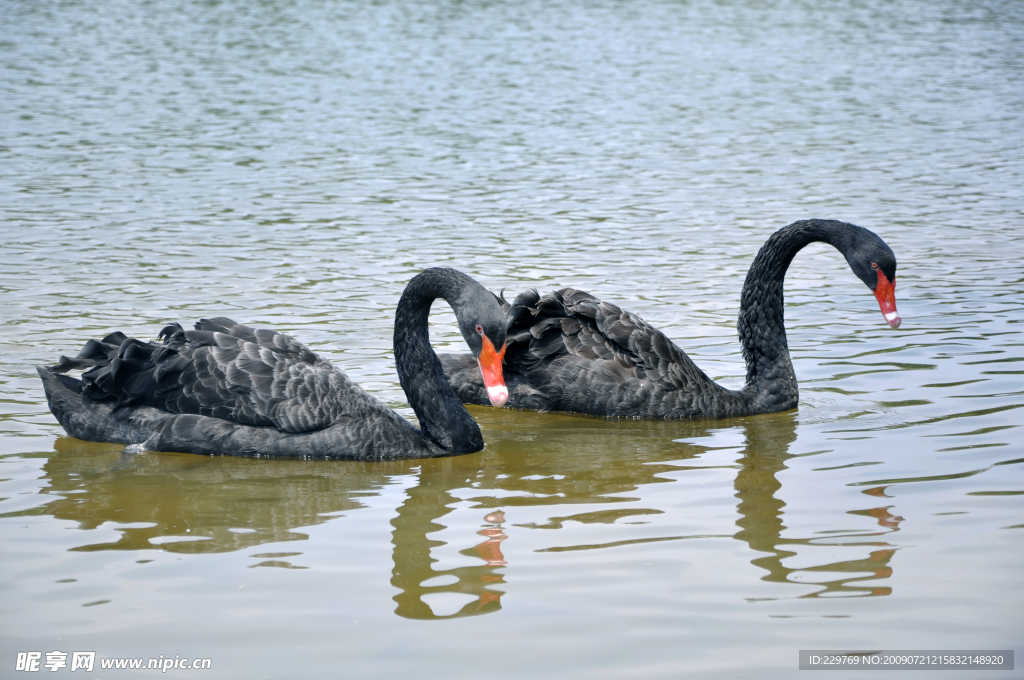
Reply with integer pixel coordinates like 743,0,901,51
394,269,484,454
737,220,846,411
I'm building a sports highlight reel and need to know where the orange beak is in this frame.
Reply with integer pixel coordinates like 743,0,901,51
477,334,508,407
873,269,901,329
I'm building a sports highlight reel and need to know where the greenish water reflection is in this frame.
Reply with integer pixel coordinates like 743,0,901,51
24,408,900,619
728,416,900,600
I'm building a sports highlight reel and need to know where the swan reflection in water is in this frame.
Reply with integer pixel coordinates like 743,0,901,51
28,408,900,618
726,414,901,599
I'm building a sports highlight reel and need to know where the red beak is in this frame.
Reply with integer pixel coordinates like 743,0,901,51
477,334,509,407
873,269,901,329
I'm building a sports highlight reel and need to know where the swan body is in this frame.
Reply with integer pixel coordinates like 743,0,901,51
39,268,509,460
441,220,900,419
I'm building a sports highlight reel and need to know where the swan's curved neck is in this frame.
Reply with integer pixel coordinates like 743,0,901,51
394,269,483,453
737,220,846,411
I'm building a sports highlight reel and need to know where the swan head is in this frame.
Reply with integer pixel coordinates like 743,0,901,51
455,286,509,408
840,227,901,329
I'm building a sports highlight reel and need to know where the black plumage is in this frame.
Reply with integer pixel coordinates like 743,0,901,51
441,220,901,419
39,268,507,460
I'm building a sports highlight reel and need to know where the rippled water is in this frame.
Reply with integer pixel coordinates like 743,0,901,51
2,0,1023,677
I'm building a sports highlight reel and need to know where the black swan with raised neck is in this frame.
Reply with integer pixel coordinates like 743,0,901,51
39,268,509,460
441,220,900,419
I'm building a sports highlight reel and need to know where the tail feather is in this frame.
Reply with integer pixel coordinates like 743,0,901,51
51,335,124,374
37,366,172,445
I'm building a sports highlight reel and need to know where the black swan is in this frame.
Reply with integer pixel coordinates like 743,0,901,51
38,268,509,460
441,220,901,419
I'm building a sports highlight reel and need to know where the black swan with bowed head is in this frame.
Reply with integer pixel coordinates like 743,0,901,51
38,268,510,460
441,220,901,419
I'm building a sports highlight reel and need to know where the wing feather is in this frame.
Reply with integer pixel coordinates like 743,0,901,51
505,287,711,394
53,317,366,434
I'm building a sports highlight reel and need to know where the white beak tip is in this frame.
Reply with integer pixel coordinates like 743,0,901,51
486,385,509,408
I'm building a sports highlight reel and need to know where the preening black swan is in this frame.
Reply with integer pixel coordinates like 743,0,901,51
441,220,901,419
38,268,509,460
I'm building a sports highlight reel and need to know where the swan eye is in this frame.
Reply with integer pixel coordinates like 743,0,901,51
871,262,879,270
475,324,484,335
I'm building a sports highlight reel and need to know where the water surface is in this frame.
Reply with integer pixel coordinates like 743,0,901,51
1,0,1023,677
